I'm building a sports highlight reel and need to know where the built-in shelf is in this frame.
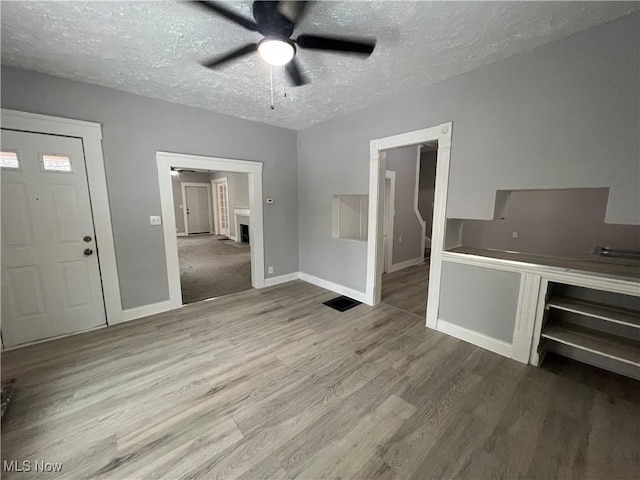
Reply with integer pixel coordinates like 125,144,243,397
542,323,640,367
546,295,640,329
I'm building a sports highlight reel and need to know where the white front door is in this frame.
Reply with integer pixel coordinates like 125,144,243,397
185,186,210,234
1,129,106,347
215,180,230,236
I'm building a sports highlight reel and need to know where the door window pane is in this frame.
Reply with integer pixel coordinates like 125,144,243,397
42,154,72,172
0,151,20,169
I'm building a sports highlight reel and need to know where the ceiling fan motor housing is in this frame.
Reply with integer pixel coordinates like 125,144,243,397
253,1,295,39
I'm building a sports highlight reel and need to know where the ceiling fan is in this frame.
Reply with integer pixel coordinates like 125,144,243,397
190,1,377,86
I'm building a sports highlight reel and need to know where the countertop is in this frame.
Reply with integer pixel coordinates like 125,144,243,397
446,246,640,282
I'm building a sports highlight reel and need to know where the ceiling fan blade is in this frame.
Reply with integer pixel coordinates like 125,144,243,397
296,34,376,55
277,1,310,25
191,1,258,32
200,43,258,69
285,58,308,86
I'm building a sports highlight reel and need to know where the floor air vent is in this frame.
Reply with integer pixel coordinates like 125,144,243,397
323,296,361,312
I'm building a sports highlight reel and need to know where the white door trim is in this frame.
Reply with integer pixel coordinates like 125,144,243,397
366,123,453,330
181,182,214,235
0,109,123,334
156,151,265,309
384,170,396,273
212,176,230,237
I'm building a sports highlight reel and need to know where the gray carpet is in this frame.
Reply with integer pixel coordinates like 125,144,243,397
178,235,252,304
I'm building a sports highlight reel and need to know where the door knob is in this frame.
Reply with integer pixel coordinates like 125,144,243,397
83,248,94,256
83,235,92,242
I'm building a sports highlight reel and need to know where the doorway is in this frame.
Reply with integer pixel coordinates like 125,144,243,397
0,110,121,349
182,182,213,235
379,144,435,317
366,123,453,329
157,152,265,310
212,177,230,236
172,169,250,304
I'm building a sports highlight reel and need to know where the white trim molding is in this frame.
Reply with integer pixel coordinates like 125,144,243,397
367,122,453,331
511,272,542,364
157,151,265,309
264,272,300,287
388,257,424,273
121,300,175,323
299,272,368,303
436,319,513,358
0,109,124,329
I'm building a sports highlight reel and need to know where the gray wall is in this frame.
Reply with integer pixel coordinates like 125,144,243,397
1,67,299,309
211,171,249,239
461,188,640,258
297,13,639,293
171,171,212,234
385,145,423,264
418,150,437,241
439,262,521,342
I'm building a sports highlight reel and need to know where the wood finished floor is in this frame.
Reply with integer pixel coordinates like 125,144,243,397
381,263,429,318
2,278,639,479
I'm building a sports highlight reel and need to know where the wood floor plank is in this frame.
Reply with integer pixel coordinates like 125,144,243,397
1,276,638,479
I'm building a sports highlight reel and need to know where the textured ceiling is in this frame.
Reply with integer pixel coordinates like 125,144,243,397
1,1,637,129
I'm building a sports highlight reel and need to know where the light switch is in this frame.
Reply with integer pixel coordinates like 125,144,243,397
266,197,274,204
150,216,162,225
512,231,518,238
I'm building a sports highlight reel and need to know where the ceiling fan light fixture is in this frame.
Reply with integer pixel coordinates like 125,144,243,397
258,38,295,66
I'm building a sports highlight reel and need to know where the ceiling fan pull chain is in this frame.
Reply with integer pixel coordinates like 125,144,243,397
270,65,275,110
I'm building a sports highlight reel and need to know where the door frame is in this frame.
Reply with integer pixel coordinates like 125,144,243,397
181,182,213,235
366,123,453,329
0,109,123,337
383,170,396,273
211,176,230,236
157,151,265,308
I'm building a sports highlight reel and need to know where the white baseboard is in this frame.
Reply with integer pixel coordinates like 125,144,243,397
436,319,512,358
299,272,368,303
263,272,300,287
229,235,237,242
388,256,424,273
177,232,188,237
119,300,175,324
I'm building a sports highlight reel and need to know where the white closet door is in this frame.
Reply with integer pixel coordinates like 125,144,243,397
185,186,210,234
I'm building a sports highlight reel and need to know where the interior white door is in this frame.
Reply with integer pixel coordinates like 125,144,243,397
1,129,106,347
185,186,210,234
215,181,230,236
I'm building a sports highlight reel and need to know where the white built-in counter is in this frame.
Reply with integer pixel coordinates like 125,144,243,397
438,246,640,379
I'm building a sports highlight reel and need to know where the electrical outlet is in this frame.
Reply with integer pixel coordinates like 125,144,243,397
512,231,518,239
150,216,162,226
268,266,274,275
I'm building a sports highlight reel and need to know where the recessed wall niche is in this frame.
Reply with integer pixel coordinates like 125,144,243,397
332,194,368,241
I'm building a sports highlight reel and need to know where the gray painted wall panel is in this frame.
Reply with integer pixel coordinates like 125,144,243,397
439,262,521,342
385,145,423,264
461,188,640,257
298,14,639,292
418,150,437,240
1,67,299,309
